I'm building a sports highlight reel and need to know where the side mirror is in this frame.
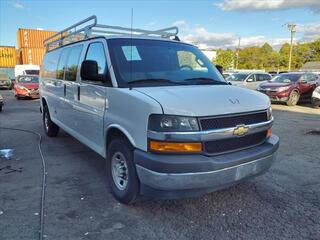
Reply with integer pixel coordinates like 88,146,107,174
80,60,102,81
300,79,307,84
247,78,254,82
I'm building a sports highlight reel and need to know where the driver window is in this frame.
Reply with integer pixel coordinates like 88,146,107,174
247,74,255,82
177,51,208,72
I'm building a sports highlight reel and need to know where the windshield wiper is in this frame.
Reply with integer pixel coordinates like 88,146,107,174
128,78,188,86
183,77,228,85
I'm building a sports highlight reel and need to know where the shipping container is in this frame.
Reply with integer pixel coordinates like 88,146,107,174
17,29,57,48
18,47,46,65
0,46,16,67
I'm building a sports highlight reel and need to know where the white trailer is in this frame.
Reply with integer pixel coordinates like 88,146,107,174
14,64,40,77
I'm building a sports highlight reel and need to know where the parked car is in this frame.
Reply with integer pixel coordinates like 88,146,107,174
311,86,320,108
227,72,272,90
14,75,40,99
222,72,233,79
0,93,3,112
40,16,279,204
0,74,13,90
257,72,319,106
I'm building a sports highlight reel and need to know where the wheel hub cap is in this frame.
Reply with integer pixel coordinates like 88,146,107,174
111,152,128,191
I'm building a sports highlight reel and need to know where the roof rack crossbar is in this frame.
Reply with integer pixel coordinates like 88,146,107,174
44,15,179,51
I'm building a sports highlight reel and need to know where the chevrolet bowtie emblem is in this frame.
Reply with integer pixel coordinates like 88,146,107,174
233,125,249,136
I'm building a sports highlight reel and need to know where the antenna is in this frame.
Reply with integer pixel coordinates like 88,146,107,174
130,8,133,88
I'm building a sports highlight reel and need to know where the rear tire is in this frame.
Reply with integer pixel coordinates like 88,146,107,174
287,91,300,106
107,138,139,204
0,106,2,112
43,105,59,137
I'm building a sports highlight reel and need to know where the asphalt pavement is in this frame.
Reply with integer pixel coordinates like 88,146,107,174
0,90,319,240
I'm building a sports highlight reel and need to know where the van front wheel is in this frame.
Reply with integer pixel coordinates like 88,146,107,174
43,105,59,137
107,138,139,204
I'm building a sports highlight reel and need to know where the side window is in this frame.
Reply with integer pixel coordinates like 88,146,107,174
247,74,255,82
307,74,317,82
41,49,60,78
85,42,107,75
256,74,264,82
56,48,70,80
300,74,308,82
65,45,83,81
264,74,272,81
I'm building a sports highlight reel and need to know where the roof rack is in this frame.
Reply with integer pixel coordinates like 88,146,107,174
44,15,179,51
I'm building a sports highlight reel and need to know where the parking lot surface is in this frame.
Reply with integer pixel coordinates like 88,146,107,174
0,90,319,240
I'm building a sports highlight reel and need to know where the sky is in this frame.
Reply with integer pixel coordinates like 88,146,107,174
0,0,320,50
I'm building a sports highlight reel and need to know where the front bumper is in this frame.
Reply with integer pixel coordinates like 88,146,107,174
15,89,40,98
258,90,289,102
134,135,279,196
0,81,12,89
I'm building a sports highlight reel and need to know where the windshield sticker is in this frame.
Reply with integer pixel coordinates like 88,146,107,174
121,46,142,61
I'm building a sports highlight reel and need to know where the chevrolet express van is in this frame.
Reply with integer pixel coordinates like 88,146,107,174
40,16,279,203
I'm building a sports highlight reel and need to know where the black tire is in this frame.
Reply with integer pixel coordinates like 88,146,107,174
43,105,59,137
0,106,2,112
107,138,139,204
287,91,300,106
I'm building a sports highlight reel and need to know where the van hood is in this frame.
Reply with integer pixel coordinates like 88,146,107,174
135,85,270,116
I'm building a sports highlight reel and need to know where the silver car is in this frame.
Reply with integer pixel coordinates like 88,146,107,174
227,72,272,90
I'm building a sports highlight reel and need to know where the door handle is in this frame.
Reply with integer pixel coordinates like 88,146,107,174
77,85,80,101
63,84,66,97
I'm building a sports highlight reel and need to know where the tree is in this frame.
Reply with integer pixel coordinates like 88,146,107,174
215,49,234,69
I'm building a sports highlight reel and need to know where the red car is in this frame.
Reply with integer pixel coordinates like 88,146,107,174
257,72,319,106
14,75,40,99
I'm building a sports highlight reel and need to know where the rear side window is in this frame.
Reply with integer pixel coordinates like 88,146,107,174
85,42,106,75
56,48,70,80
65,45,83,81
256,74,271,81
42,50,60,78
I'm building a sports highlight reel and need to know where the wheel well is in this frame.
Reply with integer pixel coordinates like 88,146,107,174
106,128,132,147
42,98,47,107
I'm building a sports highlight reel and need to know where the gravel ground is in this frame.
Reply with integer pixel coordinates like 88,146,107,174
0,90,319,240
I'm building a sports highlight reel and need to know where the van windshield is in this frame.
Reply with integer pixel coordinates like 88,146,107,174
107,38,226,87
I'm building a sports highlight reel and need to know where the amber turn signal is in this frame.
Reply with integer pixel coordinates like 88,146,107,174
149,140,202,153
267,128,272,137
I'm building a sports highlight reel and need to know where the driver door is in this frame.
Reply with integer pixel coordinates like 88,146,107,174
244,74,257,89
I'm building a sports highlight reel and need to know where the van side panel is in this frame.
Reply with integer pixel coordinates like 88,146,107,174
105,88,163,152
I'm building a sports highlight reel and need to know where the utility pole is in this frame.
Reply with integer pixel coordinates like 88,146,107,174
286,23,296,71
235,37,240,70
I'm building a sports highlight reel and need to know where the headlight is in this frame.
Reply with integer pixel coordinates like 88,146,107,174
267,106,273,120
276,86,290,92
16,85,29,91
148,114,199,132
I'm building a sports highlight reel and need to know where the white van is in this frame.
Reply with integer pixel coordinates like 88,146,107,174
40,16,279,203
15,64,40,77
